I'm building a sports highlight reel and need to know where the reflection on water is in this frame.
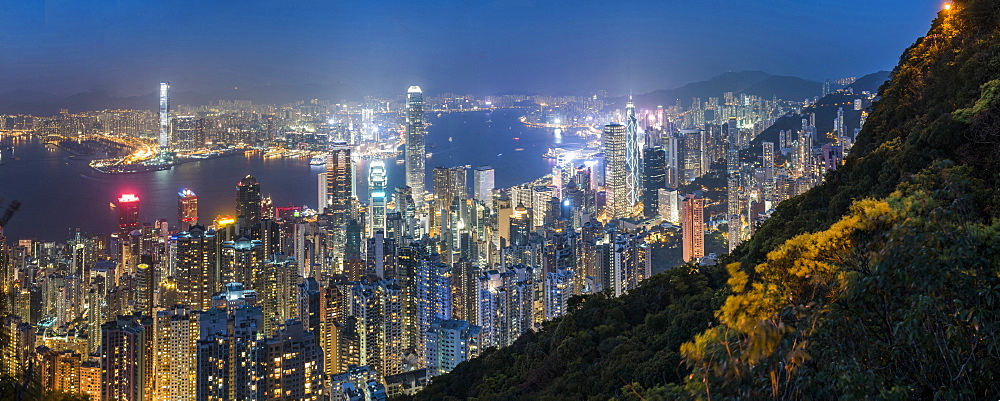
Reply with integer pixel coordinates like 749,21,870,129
0,109,583,241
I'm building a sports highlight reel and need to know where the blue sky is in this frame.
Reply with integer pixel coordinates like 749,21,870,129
0,0,944,96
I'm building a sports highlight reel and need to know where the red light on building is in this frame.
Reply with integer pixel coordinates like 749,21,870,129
117,194,140,232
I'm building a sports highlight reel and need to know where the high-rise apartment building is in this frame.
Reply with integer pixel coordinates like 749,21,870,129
236,175,262,235
681,194,705,262
173,225,219,311
425,319,481,377
101,314,153,401
152,305,201,401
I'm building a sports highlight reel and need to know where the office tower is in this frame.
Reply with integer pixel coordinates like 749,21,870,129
159,81,170,151
173,225,219,311
367,231,394,279
603,123,628,219
405,86,426,209
425,319,481,377
681,129,706,181
178,188,198,230
261,320,326,400
477,267,534,348
763,141,775,179
297,278,322,334
658,189,680,225
134,261,154,315
625,97,643,208
664,131,681,189
642,147,666,218
153,305,201,401
101,314,153,401
727,117,739,149
197,303,265,400
317,172,328,212
326,141,353,218
350,279,404,377
236,175,262,234
474,165,495,203
681,194,706,262
509,204,531,247
369,160,388,236
117,193,141,234
728,175,744,252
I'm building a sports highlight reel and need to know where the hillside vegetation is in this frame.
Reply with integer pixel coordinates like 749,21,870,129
405,1,1000,399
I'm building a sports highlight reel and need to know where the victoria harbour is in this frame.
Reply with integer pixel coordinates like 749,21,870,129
0,108,582,241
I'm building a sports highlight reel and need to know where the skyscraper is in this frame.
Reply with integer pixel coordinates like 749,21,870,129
603,123,628,219
117,193,141,234
642,147,666,218
326,141,353,220
101,315,153,401
153,305,201,400
261,320,326,400
236,175,262,234
159,82,170,151
173,225,220,311
178,188,198,230
405,86,426,209
625,97,643,208
474,165,495,203
681,194,705,263
369,160,388,236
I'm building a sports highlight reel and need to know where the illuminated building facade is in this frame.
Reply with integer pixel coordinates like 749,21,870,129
236,175,262,235
101,315,153,401
625,98,642,209
369,160,387,236
474,165,495,203
152,305,201,401
425,319,481,377
159,82,170,151
681,194,705,262
405,86,426,209
178,188,198,230
117,194,141,233
603,123,628,219
173,225,219,311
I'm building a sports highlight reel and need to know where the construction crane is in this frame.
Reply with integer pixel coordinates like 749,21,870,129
0,198,21,241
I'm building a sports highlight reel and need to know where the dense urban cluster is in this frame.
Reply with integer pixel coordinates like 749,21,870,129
0,78,874,400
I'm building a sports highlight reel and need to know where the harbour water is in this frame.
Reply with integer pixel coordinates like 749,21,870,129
0,108,586,241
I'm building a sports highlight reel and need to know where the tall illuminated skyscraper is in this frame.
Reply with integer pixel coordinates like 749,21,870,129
642,147,666,218
236,175,262,234
405,86,426,209
474,165,494,203
178,188,198,230
153,305,201,400
369,160,388,236
326,141,352,219
603,123,628,219
159,82,171,151
625,97,642,209
101,315,153,401
681,194,705,262
173,225,219,311
117,193,141,234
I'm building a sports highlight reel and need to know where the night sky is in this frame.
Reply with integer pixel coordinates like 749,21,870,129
1,0,943,97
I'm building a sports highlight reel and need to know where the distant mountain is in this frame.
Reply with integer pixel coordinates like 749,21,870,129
0,82,363,116
846,70,891,94
631,71,822,108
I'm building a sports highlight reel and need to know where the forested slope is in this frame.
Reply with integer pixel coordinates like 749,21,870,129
406,1,1000,399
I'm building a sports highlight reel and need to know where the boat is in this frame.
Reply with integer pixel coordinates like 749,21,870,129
395,159,405,164
309,156,326,166
426,152,433,158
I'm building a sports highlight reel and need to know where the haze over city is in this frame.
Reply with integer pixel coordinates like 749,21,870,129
2,0,941,97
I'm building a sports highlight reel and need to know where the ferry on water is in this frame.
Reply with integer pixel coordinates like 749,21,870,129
309,155,326,166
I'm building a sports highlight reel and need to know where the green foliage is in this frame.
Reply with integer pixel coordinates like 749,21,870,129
402,266,727,401
681,165,1000,399
405,1,1000,399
